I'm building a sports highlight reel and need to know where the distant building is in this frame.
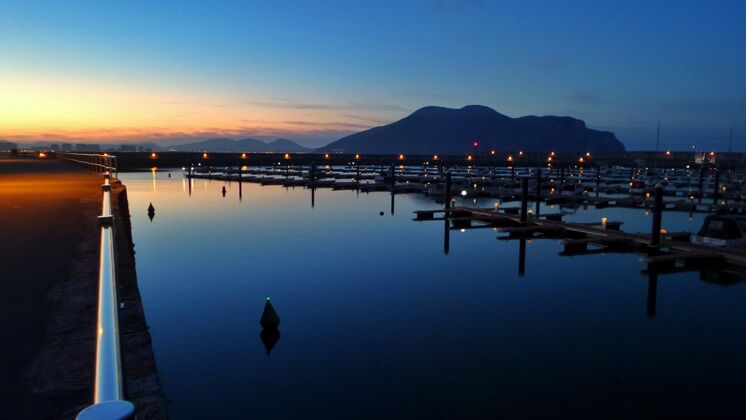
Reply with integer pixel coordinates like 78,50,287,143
74,143,100,152
61,143,72,151
50,143,60,151
119,144,137,152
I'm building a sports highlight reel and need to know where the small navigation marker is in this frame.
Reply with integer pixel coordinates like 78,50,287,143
260,297,281,329
222,186,227,197
260,297,281,355
147,202,155,222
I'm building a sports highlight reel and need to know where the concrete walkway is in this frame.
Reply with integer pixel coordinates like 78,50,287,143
0,157,112,417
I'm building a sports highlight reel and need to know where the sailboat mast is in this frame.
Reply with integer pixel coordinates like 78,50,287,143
655,121,660,151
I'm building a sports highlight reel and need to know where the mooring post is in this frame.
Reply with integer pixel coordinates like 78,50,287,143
444,171,452,210
560,166,565,186
356,163,360,188
238,165,243,200
390,164,396,189
650,183,664,247
535,169,541,216
520,177,529,223
511,165,515,181
698,165,705,196
713,167,720,204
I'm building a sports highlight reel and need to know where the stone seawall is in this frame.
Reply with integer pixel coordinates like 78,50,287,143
112,181,168,418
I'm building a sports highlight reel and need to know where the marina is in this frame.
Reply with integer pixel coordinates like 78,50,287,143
113,152,746,418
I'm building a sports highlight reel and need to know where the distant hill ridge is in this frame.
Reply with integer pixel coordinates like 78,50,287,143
170,137,310,152
320,105,624,154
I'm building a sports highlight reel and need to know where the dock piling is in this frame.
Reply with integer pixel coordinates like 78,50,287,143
535,169,541,216
650,183,664,247
445,172,452,210
520,177,529,223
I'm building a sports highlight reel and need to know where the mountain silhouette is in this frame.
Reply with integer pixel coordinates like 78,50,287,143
171,137,310,152
320,105,624,154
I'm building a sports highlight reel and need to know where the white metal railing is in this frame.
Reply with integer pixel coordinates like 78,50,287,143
77,173,134,420
60,153,119,179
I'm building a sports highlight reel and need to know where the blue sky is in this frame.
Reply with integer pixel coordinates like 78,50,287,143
0,0,744,149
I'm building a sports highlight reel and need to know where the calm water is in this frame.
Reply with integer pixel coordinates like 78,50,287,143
122,171,746,419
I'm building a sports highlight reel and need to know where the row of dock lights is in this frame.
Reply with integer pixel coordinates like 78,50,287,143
186,149,608,164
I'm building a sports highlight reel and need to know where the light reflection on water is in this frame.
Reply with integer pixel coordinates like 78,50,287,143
122,171,746,419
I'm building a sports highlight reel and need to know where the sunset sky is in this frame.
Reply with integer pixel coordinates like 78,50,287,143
1,0,744,149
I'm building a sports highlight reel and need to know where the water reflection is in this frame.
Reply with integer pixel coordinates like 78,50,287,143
443,215,450,255
259,328,281,356
518,238,526,277
120,172,746,419
647,272,658,318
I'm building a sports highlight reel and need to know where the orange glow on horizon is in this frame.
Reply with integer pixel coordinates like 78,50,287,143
0,74,377,142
